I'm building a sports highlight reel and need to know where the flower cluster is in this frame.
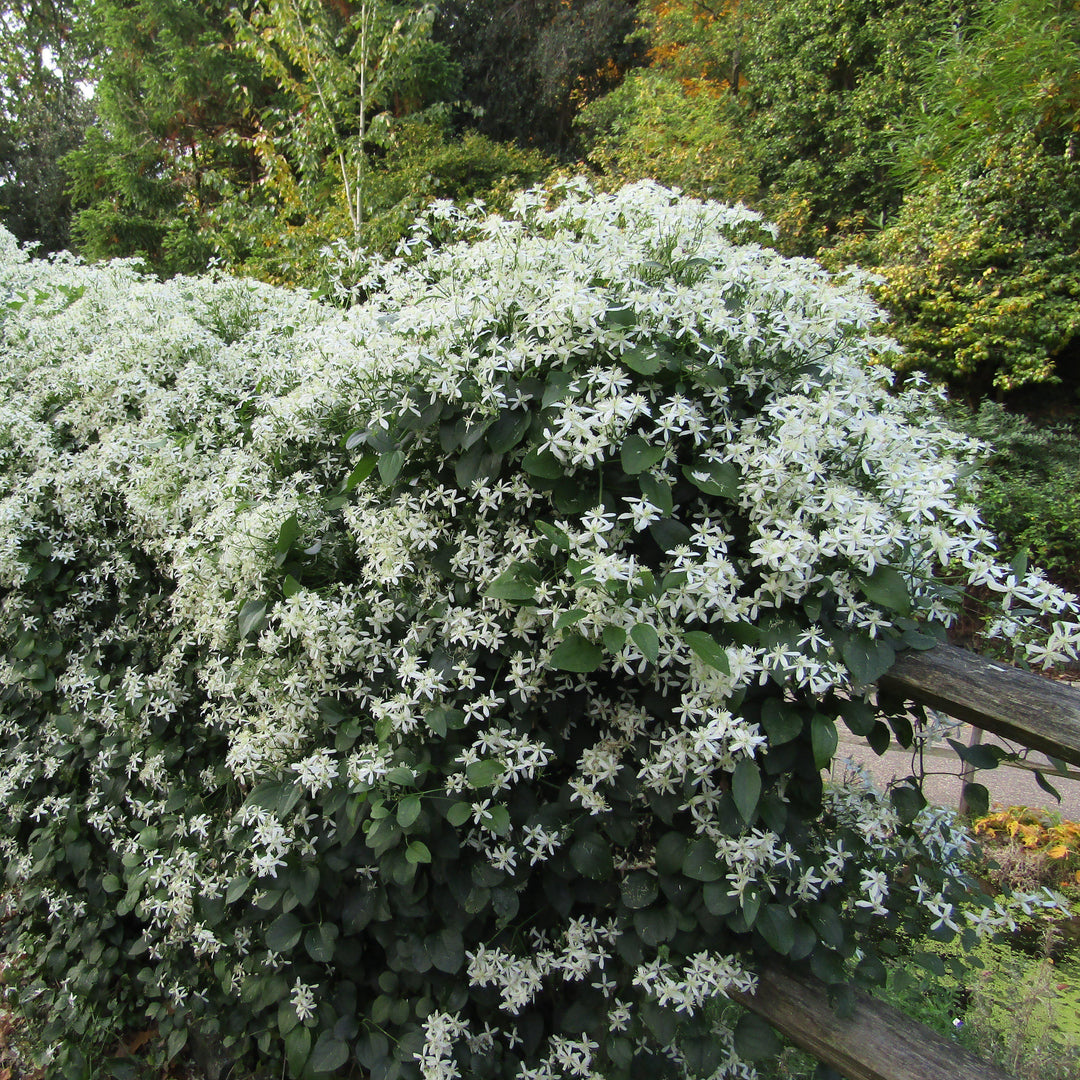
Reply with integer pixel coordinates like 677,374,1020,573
0,181,1077,1079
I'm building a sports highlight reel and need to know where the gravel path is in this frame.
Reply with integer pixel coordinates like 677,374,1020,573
833,723,1080,821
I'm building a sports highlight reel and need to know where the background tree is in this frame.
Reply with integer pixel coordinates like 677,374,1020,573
231,0,458,243
846,0,1080,395
63,0,270,273
580,0,971,250
0,0,94,252
434,0,644,156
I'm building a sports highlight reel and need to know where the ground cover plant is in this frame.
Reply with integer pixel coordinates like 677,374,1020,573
2,181,1080,1080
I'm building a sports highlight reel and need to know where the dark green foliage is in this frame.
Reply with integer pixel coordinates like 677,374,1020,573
64,0,270,273
0,80,92,254
842,0,1080,393
951,403,1080,590
580,0,968,251
578,66,757,203
435,0,645,155
212,119,553,289
0,0,94,253
847,136,1080,394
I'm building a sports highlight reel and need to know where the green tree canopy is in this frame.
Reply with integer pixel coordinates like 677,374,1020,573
0,0,94,252
435,0,644,156
581,0,971,250
840,0,1080,393
64,0,270,272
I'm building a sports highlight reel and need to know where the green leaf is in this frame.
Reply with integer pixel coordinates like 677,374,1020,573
537,520,571,550
841,699,877,737
867,721,892,755
447,801,472,827
550,633,604,673
285,1024,311,1076
946,739,1001,771
860,565,911,615
606,305,638,328
703,880,738,916
225,875,252,904
961,782,990,818
542,370,577,408
733,1014,781,1061
282,574,302,599
731,759,761,824
309,1032,349,1075
406,840,432,864
426,928,465,974
634,906,677,946
808,903,844,949
378,449,406,485
166,1028,188,1061
682,838,722,881
266,912,303,954
841,633,896,686
620,434,666,474
278,999,300,1037
274,514,300,567
484,565,538,602
682,461,739,497
305,923,338,963
811,714,838,770
397,795,422,828
555,609,587,630
760,699,802,745
344,454,377,492
570,833,613,879
522,447,563,479
238,599,268,641
620,871,659,910
1034,769,1062,802
650,517,692,551
465,759,504,788
757,904,796,956
424,707,447,737
602,624,627,652
484,804,511,837
890,782,926,824
630,623,660,664
619,345,661,374
683,631,730,673
902,627,940,650
654,832,687,875
487,408,532,454
638,474,673,515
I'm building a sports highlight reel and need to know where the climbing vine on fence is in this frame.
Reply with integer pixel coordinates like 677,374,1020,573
0,184,1076,1079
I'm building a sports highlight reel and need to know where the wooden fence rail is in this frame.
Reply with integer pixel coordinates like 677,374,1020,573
879,642,1080,767
736,643,1080,1080
731,965,1015,1080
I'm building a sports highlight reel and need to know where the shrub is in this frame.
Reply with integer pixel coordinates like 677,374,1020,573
945,403,1080,591
0,184,1077,1080
208,121,553,293
846,137,1080,395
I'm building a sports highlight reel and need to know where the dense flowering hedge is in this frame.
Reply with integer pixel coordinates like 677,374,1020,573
1,182,1078,1080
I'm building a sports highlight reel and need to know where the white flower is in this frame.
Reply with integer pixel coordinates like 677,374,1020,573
290,978,317,1023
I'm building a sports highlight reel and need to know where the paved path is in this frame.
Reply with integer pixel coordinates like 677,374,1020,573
832,722,1080,821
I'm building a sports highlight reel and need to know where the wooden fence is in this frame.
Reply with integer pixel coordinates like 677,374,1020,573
734,643,1080,1080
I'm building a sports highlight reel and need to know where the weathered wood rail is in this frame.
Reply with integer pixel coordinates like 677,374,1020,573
731,965,1015,1080
879,642,1080,768
735,642,1080,1080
